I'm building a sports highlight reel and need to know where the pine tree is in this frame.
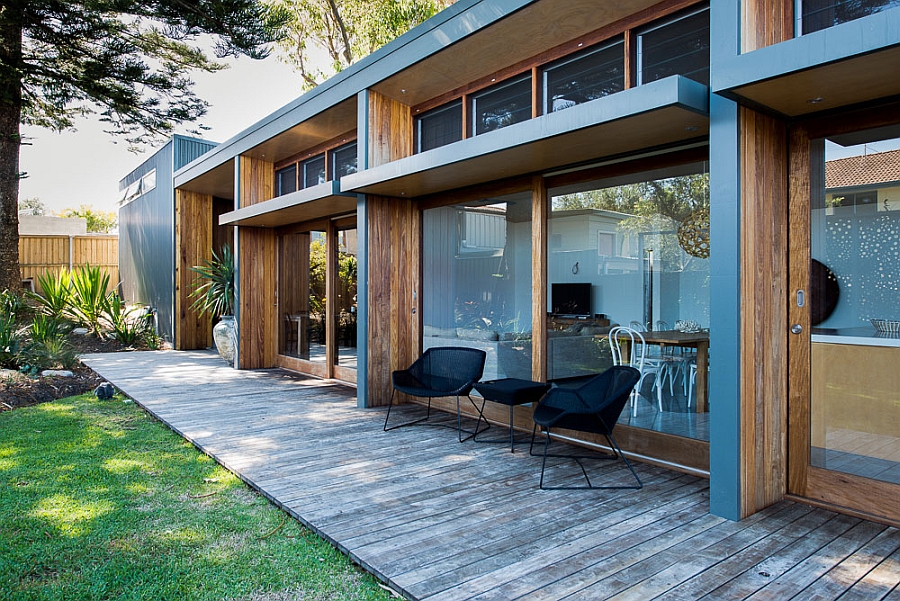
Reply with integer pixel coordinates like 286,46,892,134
0,0,288,292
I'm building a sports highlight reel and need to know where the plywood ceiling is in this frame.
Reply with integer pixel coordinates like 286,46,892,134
372,0,663,106
731,46,900,117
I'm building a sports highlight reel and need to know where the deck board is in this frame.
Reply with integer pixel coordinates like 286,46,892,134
82,350,900,601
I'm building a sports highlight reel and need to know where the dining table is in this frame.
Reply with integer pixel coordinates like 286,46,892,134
612,329,710,412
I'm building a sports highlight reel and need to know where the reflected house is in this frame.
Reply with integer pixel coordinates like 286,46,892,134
153,0,900,525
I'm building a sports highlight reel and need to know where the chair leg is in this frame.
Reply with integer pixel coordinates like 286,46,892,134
456,394,490,442
531,427,642,490
383,388,432,432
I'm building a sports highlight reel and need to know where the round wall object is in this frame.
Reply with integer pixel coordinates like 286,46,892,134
677,208,710,259
810,259,840,326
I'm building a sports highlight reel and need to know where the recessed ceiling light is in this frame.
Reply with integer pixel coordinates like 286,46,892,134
491,78,496,82
685,125,699,132
577,42,583,47
401,89,407,94
807,97,825,104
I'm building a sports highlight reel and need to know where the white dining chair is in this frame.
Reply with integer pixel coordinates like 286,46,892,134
608,326,664,416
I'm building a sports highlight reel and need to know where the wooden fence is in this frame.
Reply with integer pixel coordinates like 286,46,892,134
19,235,119,295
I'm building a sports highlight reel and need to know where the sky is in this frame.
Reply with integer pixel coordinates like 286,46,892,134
19,51,306,217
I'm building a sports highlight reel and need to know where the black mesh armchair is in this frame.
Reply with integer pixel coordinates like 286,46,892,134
383,346,488,442
530,366,642,490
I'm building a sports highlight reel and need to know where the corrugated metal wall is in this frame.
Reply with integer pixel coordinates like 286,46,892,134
117,136,217,343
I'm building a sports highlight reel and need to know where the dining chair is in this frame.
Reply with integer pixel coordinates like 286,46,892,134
608,326,663,415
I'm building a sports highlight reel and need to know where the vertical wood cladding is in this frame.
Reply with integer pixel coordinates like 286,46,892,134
239,156,274,207
368,91,413,168
531,176,548,382
739,107,789,516
741,0,792,52
174,189,212,350
237,155,276,368
366,195,419,407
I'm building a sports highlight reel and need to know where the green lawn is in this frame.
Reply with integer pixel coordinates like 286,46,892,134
0,394,395,601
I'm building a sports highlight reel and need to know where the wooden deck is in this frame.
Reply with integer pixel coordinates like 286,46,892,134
81,350,900,601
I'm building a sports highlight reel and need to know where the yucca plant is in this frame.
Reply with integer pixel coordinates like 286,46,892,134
0,289,30,323
32,269,72,320
104,293,148,347
30,313,72,344
67,264,111,337
190,246,235,317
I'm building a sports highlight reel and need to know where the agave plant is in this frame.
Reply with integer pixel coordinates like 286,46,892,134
190,246,235,317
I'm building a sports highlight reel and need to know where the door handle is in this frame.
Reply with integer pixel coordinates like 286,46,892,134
791,324,803,335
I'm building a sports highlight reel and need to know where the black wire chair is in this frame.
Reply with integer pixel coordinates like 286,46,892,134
383,346,488,442
530,365,643,490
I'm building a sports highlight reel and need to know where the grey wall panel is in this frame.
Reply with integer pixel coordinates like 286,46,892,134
118,142,176,341
174,136,218,171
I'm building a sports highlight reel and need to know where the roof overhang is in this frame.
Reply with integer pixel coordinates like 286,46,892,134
341,76,709,198
218,181,356,227
713,10,900,117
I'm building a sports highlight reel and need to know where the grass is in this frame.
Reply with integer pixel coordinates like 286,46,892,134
0,394,396,601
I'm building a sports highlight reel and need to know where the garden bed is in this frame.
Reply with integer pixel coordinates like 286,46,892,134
1,333,152,413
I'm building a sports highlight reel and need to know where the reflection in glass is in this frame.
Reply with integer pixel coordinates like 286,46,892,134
549,161,710,440
422,193,533,381
800,0,900,35
544,39,625,113
417,100,463,152
278,230,327,362
334,228,358,368
637,6,710,86
472,75,533,135
303,155,326,189
810,133,900,485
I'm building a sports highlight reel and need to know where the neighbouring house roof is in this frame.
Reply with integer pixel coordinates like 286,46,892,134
826,148,900,189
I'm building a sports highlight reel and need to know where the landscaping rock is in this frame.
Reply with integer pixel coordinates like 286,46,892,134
41,370,75,378
72,328,89,335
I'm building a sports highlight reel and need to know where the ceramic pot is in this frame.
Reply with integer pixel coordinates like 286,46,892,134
213,315,236,365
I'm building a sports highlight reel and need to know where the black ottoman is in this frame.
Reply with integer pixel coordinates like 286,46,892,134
473,378,551,452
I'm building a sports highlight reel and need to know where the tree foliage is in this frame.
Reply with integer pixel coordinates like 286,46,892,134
271,0,455,89
17,196,45,215
0,0,289,293
61,204,118,233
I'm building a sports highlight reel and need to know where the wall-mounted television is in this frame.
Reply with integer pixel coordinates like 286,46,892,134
551,283,591,317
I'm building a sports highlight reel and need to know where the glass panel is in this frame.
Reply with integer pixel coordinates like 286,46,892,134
334,227,358,369
549,161,710,440
638,7,710,86
277,230,327,362
422,192,533,381
303,155,326,189
544,39,625,113
472,75,533,136
809,132,900,484
332,143,358,179
416,100,463,152
800,0,900,35
276,165,297,196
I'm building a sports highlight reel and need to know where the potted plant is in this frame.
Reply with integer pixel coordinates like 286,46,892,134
190,246,236,364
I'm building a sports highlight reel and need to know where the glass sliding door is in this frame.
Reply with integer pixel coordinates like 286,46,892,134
548,160,710,440
422,191,533,381
790,124,900,523
278,229,327,363
334,226,358,369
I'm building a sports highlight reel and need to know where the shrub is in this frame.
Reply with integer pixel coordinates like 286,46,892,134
30,313,72,343
0,289,30,323
0,314,22,369
104,294,149,347
67,265,111,337
32,270,72,320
